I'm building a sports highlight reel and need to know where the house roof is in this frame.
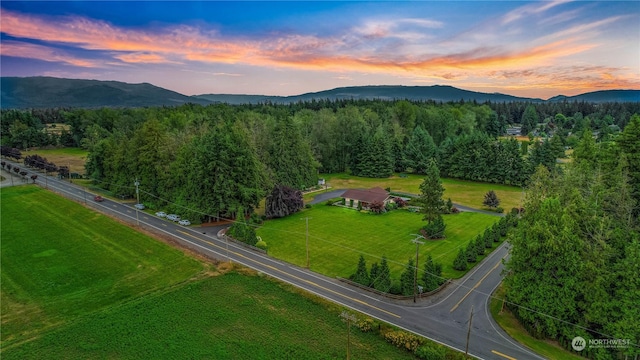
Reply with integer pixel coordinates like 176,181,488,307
342,187,389,203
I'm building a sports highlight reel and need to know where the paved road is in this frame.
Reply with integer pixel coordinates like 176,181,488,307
4,160,544,360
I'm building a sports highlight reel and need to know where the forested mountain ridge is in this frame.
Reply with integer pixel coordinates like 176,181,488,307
1,77,212,109
194,85,542,104
2,76,639,108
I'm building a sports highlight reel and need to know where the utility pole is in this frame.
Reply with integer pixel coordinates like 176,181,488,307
134,179,140,225
301,217,312,268
340,311,356,360
465,305,474,358
411,234,425,303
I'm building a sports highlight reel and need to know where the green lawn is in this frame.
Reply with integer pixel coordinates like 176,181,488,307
257,205,500,280
322,173,524,211
1,185,204,348
490,285,585,360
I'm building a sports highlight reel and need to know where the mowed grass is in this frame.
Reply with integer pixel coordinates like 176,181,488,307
490,285,585,360
22,147,88,174
3,273,419,360
1,185,204,348
257,205,499,280
322,173,523,211
1,185,420,360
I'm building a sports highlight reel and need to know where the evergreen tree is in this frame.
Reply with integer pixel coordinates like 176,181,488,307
483,190,500,209
520,105,539,135
351,255,371,286
422,214,446,239
400,258,416,296
422,255,443,292
453,248,467,271
404,125,437,174
376,256,392,292
267,116,318,189
465,241,477,263
419,158,445,224
369,262,380,288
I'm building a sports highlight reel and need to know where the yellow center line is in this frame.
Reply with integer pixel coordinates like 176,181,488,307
450,260,501,313
492,350,517,360
175,230,401,318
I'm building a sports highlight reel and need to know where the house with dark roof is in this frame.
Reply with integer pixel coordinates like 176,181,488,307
341,187,391,209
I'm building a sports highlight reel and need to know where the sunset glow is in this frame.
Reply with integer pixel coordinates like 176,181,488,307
1,1,638,99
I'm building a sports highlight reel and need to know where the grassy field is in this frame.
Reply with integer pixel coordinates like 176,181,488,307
0,185,440,359
22,147,88,174
257,205,500,280
322,173,523,211
0,185,205,348
490,285,585,360
3,272,422,360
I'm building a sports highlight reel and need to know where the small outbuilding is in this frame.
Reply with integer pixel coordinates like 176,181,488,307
341,187,390,209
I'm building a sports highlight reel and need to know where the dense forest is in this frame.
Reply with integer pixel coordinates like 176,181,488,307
504,116,640,358
2,99,639,221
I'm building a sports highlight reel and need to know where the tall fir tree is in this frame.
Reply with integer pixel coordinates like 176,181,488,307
419,158,445,224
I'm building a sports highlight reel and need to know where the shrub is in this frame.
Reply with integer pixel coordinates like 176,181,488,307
384,330,424,352
227,221,258,246
305,203,312,209
450,206,460,214
255,239,268,251
495,206,504,213
389,280,402,295
370,200,385,214
415,344,446,360
393,197,408,208
356,317,374,333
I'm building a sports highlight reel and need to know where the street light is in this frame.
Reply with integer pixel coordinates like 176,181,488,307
410,234,425,303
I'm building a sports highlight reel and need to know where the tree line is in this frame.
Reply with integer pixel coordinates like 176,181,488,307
2,100,639,221
503,115,640,359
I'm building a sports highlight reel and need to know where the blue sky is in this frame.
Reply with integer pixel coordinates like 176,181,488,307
1,1,638,98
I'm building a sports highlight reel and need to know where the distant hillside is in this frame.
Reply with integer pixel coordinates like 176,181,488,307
1,77,212,109
547,90,640,103
2,76,638,109
195,85,541,104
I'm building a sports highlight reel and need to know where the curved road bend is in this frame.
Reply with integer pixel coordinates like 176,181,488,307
6,162,544,360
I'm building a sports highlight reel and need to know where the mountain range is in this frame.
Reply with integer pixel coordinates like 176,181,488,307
2,76,639,109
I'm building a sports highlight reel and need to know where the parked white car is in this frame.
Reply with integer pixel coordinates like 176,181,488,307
167,214,180,221
178,219,191,226
155,211,166,218
134,203,145,210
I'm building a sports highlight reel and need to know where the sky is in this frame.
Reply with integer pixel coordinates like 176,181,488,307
1,1,639,99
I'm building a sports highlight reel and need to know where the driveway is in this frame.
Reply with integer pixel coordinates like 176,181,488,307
307,189,346,204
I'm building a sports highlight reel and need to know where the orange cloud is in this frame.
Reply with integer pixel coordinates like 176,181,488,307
1,41,100,67
1,7,637,98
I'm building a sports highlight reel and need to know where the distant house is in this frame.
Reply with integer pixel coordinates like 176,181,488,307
341,187,390,209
